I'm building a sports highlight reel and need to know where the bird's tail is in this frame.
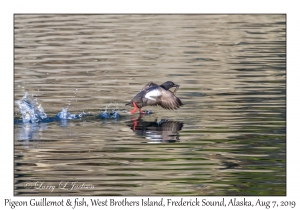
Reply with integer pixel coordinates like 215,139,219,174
125,101,132,106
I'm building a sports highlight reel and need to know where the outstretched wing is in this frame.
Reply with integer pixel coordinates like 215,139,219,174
158,89,183,110
140,82,158,92
126,82,160,107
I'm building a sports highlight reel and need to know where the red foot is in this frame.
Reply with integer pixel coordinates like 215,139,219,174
130,108,137,114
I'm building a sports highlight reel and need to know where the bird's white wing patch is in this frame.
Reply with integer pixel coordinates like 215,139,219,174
145,89,161,100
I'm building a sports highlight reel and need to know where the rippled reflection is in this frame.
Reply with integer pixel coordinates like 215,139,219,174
15,123,47,141
127,116,183,143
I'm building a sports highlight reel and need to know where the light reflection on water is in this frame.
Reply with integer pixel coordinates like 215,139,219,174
14,14,285,196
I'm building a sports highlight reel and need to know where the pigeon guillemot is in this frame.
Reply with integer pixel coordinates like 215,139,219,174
126,81,183,114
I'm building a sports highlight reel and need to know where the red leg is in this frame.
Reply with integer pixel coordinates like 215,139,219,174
131,117,138,130
133,120,138,130
130,102,139,114
130,107,137,114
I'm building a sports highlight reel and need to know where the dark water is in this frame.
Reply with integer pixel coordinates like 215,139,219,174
14,15,286,196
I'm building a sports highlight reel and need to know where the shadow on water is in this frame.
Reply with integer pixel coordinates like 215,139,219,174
126,116,183,143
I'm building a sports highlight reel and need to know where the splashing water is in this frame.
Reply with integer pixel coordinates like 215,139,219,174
98,110,120,119
15,92,47,123
56,107,84,120
15,92,86,124
15,92,143,124
98,102,121,119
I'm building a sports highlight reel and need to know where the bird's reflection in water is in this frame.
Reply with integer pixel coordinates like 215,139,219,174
127,116,184,143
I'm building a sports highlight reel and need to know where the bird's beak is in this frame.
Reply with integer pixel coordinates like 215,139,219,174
173,84,180,95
